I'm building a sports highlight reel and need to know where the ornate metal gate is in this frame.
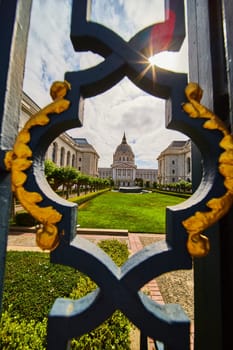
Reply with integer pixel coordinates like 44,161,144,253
1,1,233,349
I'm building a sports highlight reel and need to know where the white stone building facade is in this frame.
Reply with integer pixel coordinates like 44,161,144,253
98,133,157,187
111,133,137,187
21,92,99,177
157,140,191,185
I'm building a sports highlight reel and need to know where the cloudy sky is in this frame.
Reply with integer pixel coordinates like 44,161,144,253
23,0,188,169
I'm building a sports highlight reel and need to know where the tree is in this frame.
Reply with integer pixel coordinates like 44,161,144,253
44,160,111,199
44,160,58,189
61,166,80,199
44,161,80,198
75,173,89,195
134,178,143,187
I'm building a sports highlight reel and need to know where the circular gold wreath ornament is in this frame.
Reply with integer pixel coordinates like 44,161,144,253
4,81,71,251
182,82,233,258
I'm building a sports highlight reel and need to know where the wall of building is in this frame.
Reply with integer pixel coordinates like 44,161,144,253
98,168,112,179
136,169,157,184
20,92,99,177
73,138,99,177
157,140,191,184
46,134,77,168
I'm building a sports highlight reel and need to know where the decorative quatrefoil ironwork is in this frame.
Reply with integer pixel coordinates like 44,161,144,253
3,0,233,349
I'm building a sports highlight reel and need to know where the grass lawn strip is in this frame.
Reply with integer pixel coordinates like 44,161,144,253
78,191,185,233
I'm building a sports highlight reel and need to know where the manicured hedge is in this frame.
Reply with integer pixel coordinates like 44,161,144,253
153,189,191,199
2,251,80,321
98,239,129,266
69,189,110,206
0,310,47,350
12,189,110,227
70,239,130,349
0,239,130,349
15,211,36,227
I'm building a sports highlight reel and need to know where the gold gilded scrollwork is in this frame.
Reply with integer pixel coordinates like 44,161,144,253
182,82,233,257
5,81,71,251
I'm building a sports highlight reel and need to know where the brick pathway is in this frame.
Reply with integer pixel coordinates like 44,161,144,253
128,233,194,350
128,233,163,350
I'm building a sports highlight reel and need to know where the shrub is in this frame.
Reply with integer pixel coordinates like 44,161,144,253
71,310,130,350
15,211,36,226
2,252,80,321
70,239,130,349
69,272,130,350
0,309,47,350
1,240,131,349
69,189,109,206
154,188,191,199
98,239,129,266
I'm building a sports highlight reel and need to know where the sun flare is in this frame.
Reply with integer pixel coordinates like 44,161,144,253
148,55,158,66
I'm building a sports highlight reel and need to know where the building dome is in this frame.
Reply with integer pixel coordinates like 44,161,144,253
113,133,134,162
98,132,157,189
111,133,136,187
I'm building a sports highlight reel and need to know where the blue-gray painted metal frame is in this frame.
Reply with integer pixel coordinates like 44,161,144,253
0,0,32,310
0,1,228,349
45,1,192,348
23,1,225,349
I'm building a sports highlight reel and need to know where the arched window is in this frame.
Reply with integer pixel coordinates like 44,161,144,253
187,157,191,173
60,147,65,166
72,154,75,167
67,151,71,166
52,142,58,163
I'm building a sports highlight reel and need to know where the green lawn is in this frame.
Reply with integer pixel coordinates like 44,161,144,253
77,191,185,233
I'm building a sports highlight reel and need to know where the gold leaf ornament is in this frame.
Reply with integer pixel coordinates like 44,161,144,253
5,81,71,251
182,82,233,257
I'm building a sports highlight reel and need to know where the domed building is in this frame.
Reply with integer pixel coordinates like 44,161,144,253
98,133,158,188
111,133,137,187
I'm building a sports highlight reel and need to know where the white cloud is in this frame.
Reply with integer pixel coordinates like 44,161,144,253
122,0,165,35
23,0,188,169
68,77,187,168
91,0,164,40
23,0,79,105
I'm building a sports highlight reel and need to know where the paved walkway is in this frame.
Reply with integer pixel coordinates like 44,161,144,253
7,229,193,349
128,233,164,350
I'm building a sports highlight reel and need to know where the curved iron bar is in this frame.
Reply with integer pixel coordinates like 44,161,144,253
3,1,204,348
48,237,189,348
